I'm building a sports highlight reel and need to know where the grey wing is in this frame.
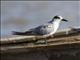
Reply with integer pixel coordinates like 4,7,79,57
32,23,53,35
37,23,54,35
28,24,48,35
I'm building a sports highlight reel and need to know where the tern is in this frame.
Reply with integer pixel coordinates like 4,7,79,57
12,15,68,44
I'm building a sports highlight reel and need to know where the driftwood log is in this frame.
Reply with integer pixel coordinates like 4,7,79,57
0,27,80,53
1,27,80,45
1,27,80,60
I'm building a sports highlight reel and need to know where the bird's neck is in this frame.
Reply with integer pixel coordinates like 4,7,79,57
53,19,61,23
53,19,61,33
47,19,61,35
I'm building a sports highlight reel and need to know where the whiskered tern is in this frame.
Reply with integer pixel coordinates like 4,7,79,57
12,15,68,44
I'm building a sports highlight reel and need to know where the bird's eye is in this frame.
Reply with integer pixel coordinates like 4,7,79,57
54,16,60,19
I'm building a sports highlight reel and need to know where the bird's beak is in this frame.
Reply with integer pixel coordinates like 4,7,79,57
62,19,68,22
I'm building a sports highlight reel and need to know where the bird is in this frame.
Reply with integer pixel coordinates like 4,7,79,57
12,15,68,44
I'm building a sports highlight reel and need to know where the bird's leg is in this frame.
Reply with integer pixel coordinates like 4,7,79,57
44,37,48,44
66,30,69,35
43,35,48,44
50,35,54,38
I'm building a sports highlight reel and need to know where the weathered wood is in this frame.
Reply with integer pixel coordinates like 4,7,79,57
1,27,80,45
1,26,80,60
1,35,80,53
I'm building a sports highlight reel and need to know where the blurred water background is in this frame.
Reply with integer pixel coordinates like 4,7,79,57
1,1,80,38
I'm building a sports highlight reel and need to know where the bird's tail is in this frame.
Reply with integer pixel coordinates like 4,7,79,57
12,31,33,35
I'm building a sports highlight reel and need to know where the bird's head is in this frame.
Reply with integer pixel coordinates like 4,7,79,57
53,15,68,22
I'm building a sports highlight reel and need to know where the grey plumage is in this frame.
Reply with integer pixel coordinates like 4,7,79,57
12,15,68,36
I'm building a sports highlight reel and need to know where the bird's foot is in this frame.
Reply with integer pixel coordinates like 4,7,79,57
34,39,48,45
50,35,54,38
44,39,48,45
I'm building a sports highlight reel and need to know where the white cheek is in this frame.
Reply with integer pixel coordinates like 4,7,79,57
59,16,63,19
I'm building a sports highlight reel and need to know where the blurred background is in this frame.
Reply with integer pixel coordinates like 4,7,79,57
1,1,80,38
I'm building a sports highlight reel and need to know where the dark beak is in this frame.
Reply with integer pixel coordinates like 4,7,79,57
62,19,68,22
